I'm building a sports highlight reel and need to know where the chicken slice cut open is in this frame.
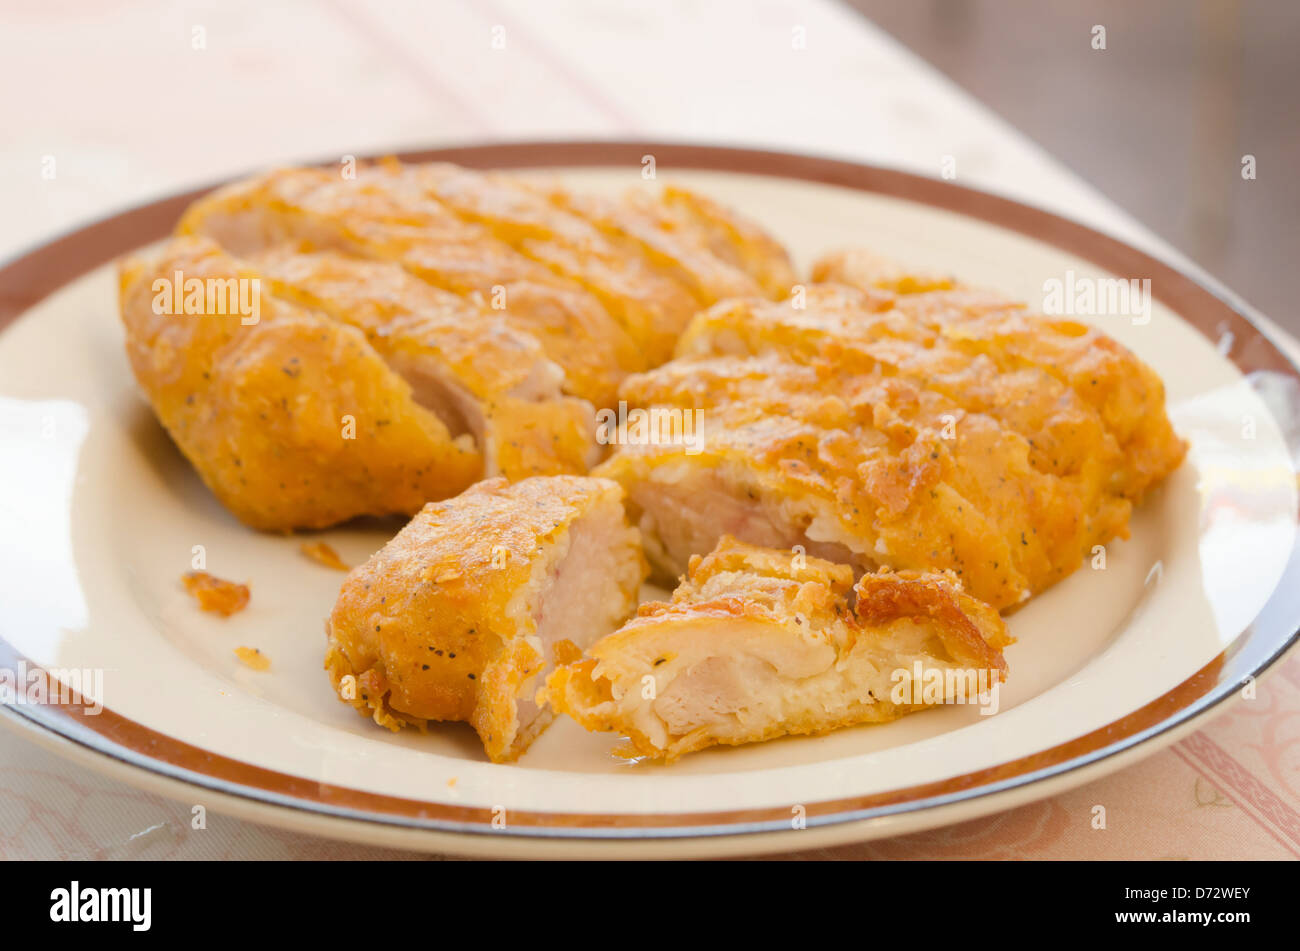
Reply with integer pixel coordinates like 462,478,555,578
177,165,643,406
248,247,599,478
544,536,1012,761
325,475,646,763
118,237,482,530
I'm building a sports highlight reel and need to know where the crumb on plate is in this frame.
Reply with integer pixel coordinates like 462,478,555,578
182,570,250,617
233,646,271,671
300,541,351,571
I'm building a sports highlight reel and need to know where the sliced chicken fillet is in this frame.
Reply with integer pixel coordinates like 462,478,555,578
376,163,703,366
539,184,767,304
178,165,640,405
544,536,1012,761
118,237,481,531
601,353,1130,609
248,247,598,477
810,254,1187,497
325,476,646,762
657,184,798,299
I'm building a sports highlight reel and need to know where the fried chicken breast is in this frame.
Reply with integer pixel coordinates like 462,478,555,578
178,162,796,406
246,246,598,478
119,238,481,530
538,180,788,303
544,536,1011,761
599,279,1186,609
131,160,798,530
377,163,701,366
809,255,1187,497
178,166,640,406
325,476,646,762
656,184,799,299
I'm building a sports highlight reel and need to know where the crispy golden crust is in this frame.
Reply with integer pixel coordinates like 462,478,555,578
119,238,481,530
542,184,765,304
382,163,702,367
601,351,1126,609
248,246,551,403
182,571,250,616
854,569,1010,674
325,476,645,762
177,162,798,404
807,259,1188,498
659,185,797,299
545,536,1011,761
247,247,597,478
603,277,1185,608
178,165,640,406
672,290,1128,482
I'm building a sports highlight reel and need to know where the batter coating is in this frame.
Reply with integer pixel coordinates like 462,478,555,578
325,476,646,762
119,238,480,530
248,246,598,479
545,536,1011,761
599,276,1186,608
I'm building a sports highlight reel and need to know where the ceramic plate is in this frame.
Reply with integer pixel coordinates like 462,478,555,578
1,143,1297,859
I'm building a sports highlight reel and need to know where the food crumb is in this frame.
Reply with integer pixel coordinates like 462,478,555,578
300,541,350,571
234,646,271,671
612,741,643,760
447,777,458,789
182,571,249,617
552,638,584,666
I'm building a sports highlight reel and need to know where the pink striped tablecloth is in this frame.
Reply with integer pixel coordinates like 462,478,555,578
0,0,1295,860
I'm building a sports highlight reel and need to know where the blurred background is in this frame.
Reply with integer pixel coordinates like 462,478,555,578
852,0,1298,336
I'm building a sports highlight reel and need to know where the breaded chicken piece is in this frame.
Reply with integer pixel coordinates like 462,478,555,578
674,285,1138,493
809,257,1187,498
178,166,640,406
539,184,767,304
376,163,701,366
179,161,799,401
544,537,1011,761
600,353,1127,609
248,247,597,478
601,281,1184,609
119,238,480,530
657,184,798,299
325,476,646,762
